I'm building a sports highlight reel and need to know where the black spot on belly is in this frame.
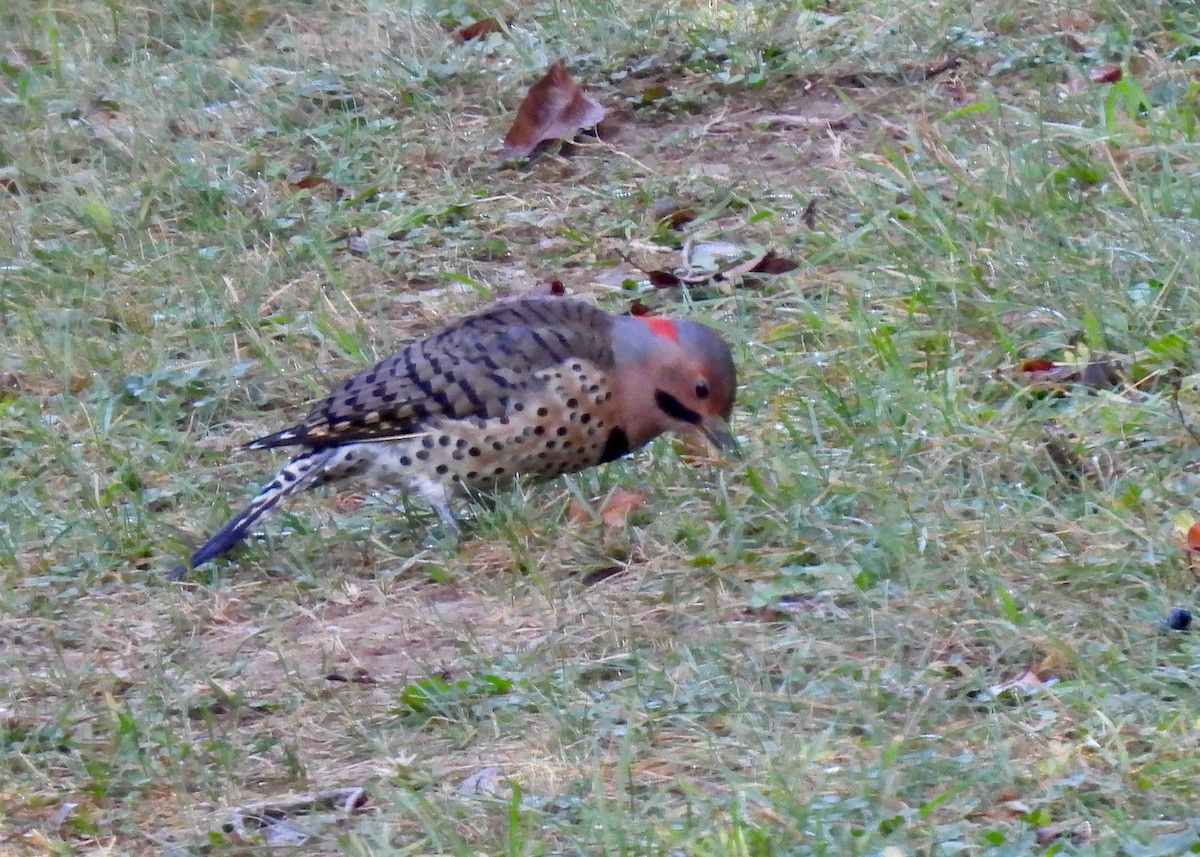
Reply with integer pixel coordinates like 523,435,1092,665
599,427,631,463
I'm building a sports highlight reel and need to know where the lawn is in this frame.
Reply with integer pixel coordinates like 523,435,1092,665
3,0,1200,853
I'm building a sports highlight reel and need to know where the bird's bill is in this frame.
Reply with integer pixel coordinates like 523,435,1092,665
700,415,739,455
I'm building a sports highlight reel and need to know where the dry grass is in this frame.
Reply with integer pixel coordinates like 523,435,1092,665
3,0,1200,853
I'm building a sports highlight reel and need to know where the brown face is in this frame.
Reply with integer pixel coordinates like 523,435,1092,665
650,321,738,451
612,314,738,453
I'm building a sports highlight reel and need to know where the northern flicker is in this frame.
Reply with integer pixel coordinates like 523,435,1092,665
172,297,736,577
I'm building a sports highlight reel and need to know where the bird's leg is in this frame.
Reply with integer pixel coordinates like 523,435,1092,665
410,475,459,536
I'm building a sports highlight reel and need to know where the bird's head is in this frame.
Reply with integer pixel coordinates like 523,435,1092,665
612,314,737,453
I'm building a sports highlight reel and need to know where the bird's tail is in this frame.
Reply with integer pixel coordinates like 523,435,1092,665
170,447,337,579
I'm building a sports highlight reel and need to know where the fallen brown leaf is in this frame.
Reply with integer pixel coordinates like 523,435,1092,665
600,489,643,527
458,18,503,41
1017,358,1056,373
1035,821,1091,846
329,492,366,511
650,198,698,229
499,62,605,160
1079,359,1121,390
1187,522,1200,552
638,84,671,104
580,565,625,586
648,269,682,288
291,172,328,190
980,666,1057,700
567,489,644,528
1089,64,1122,84
801,198,818,229
750,250,800,275
526,279,566,296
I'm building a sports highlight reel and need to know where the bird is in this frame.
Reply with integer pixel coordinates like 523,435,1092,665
172,296,737,577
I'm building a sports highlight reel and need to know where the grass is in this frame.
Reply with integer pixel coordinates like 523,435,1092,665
3,0,1200,853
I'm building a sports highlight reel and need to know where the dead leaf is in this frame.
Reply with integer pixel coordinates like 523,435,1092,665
1013,356,1123,392
648,270,682,288
801,198,818,229
1079,359,1122,390
345,229,368,257
326,668,376,684
1017,357,1056,373
5,47,50,72
650,198,698,229
580,565,626,585
567,489,644,528
1042,426,1083,481
499,62,605,160
628,298,651,316
1035,821,1091,846
1060,34,1088,53
979,667,1057,700
1187,522,1200,553
749,250,799,275
638,84,671,105
526,279,566,296
1054,12,1096,29
719,248,799,281
458,18,503,41
291,172,328,190
678,240,797,284
0,166,21,194
329,492,366,511
600,489,643,527
1089,64,1122,84
458,766,506,795
194,435,239,453
224,787,369,841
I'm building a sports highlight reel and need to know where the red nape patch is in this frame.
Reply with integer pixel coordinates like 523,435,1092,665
640,317,679,342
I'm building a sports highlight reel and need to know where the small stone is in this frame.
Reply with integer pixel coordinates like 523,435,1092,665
1166,607,1192,631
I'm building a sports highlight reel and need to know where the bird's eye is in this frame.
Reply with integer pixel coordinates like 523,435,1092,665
694,380,710,399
